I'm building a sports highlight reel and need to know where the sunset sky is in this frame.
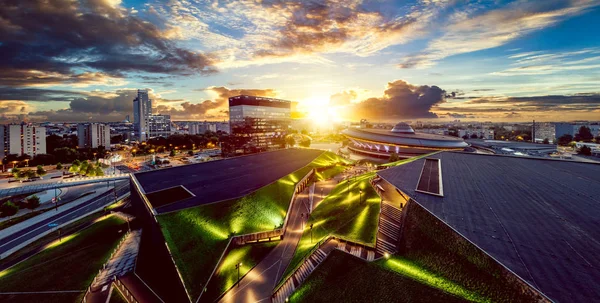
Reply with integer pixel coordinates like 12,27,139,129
1,0,599,123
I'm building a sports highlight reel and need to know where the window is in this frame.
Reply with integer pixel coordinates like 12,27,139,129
415,158,443,196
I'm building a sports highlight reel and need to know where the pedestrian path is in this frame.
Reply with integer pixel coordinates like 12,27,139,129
92,229,141,288
83,229,141,303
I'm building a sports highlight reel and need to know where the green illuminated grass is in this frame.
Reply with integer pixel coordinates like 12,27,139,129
0,215,126,303
314,165,346,181
202,241,278,302
109,287,128,303
283,171,380,280
158,166,313,300
379,255,490,302
158,150,350,301
290,250,477,303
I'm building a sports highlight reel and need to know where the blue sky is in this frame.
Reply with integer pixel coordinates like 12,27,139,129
1,0,599,123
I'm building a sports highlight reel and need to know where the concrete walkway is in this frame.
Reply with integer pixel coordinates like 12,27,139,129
218,187,312,303
84,229,142,303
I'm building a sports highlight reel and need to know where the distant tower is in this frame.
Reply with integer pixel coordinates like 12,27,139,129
133,89,152,141
532,120,536,143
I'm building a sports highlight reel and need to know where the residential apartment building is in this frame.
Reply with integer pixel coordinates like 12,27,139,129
0,124,46,158
555,122,600,139
148,114,172,138
77,123,111,148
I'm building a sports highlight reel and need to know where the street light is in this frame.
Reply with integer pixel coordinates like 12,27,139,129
359,189,363,205
235,262,243,287
12,160,18,168
310,223,314,243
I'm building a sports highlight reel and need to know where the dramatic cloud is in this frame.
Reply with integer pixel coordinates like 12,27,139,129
350,80,447,120
399,0,600,68
0,0,216,87
330,90,357,106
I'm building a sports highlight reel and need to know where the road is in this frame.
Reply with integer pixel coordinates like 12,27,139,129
0,182,129,257
218,187,312,303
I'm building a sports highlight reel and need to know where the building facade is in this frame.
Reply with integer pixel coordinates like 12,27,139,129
133,89,152,141
229,95,291,151
77,123,111,148
555,122,600,139
0,124,46,158
148,114,172,138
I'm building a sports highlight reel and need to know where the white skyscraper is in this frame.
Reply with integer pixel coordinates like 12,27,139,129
133,89,152,141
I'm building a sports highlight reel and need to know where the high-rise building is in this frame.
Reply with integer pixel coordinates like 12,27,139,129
133,89,152,141
77,123,111,148
229,95,291,151
0,124,46,158
148,114,172,138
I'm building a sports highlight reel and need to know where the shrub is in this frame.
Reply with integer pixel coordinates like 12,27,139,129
0,201,19,217
25,195,41,211
56,162,63,170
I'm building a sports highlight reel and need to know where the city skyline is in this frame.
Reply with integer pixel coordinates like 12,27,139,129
1,0,600,124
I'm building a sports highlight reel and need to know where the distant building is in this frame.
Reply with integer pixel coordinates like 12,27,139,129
555,122,600,139
0,124,46,158
229,95,291,151
188,122,216,135
148,114,172,138
459,129,494,139
133,89,152,141
77,123,110,149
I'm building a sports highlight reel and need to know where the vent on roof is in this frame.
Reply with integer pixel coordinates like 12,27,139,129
145,185,195,208
416,158,443,196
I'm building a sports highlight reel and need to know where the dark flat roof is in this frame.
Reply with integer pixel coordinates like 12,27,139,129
378,152,600,303
134,149,323,213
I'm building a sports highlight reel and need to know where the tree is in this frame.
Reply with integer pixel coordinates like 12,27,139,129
542,138,549,144
389,153,400,162
25,170,37,179
25,195,40,211
462,135,469,139
56,162,63,170
188,150,194,156
36,165,47,177
576,126,594,142
470,133,479,139
285,136,296,147
85,164,96,176
11,167,21,179
299,138,311,148
0,201,19,217
169,150,176,157
557,134,573,146
578,145,592,156
95,167,104,176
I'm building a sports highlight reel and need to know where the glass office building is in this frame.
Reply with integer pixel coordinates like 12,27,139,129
229,95,291,151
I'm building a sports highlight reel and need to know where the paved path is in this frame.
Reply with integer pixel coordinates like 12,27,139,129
0,182,129,258
85,229,142,303
218,188,312,303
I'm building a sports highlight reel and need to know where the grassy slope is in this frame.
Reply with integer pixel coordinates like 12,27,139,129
202,241,279,302
290,250,475,303
0,215,126,303
158,150,350,300
283,171,380,280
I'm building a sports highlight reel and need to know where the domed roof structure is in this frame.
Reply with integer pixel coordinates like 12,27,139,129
391,122,415,134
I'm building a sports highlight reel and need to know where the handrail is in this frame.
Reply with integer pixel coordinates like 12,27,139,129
197,168,314,302
272,236,330,294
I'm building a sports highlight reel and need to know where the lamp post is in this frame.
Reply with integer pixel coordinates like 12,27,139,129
24,159,29,167
359,189,363,205
235,262,243,287
310,223,314,243
12,160,18,168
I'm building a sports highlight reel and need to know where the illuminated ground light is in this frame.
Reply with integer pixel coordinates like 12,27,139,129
382,257,490,303
0,268,11,279
181,212,229,240
93,213,114,223
44,234,78,250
